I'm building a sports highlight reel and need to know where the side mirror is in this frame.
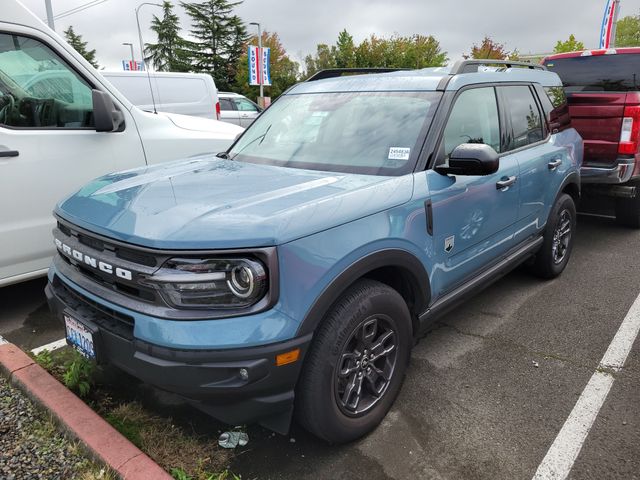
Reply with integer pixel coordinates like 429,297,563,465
436,143,499,176
92,89,124,132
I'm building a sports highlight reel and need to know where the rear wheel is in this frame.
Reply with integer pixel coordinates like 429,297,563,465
295,279,412,444
615,190,640,228
532,193,576,279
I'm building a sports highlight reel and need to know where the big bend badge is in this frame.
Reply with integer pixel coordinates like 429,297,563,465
444,235,455,253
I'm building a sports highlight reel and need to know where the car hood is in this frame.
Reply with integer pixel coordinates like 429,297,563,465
55,157,414,249
161,112,244,135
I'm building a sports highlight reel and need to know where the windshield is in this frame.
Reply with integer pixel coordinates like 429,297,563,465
228,91,441,175
544,54,640,92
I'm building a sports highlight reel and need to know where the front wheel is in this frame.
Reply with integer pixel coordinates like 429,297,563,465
531,193,576,279
295,279,412,443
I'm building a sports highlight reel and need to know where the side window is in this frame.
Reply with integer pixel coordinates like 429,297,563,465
220,98,235,111
0,33,94,128
501,86,544,150
233,98,258,112
442,87,501,159
542,86,571,133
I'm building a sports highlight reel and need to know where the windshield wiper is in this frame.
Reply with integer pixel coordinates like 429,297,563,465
216,151,230,159
230,124,272,160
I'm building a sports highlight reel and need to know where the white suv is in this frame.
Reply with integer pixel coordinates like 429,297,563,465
218,92,262,127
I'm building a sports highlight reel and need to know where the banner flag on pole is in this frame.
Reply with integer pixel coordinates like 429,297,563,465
248,45,271,86
599,0,619,49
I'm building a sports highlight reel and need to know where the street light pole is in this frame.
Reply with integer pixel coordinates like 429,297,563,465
249,22,263,99
135,2,162,71
122,42,135,65
44,0,55,30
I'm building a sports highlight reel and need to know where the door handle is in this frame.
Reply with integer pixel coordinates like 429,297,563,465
548,158,562,170
496,176,517,190
0,146,19,158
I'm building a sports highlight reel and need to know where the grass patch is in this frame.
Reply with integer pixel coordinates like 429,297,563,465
105,403,232,480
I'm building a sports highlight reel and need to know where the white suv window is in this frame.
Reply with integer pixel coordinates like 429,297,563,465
0,33,94,128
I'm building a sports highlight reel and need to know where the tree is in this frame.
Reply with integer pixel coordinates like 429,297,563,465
616,15,640,47
181,0,248,90
553,34,585,53
465,36,512,60
234,31,299,100
145,1,190,72
63,26,98,68
304,44,337,77
335,29,356,68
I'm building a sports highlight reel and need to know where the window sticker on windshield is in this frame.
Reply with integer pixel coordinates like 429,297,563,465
388,147,411,161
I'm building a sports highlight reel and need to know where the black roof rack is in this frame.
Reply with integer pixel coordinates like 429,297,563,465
305,68,409,82
449,59,547,75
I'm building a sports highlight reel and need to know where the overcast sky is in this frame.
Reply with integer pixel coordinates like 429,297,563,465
19,0,640,71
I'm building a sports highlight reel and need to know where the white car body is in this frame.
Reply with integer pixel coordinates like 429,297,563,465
0,1,244,287
218,92,262,127
102,71,220,120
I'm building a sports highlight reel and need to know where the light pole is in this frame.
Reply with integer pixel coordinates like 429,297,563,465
249,22,263,100
135,2,162,70
44,0,55,30
122,42,135,66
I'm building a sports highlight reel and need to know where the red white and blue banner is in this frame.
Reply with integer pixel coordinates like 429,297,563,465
248,45,271,86
122,60,145,71
599,0,620,49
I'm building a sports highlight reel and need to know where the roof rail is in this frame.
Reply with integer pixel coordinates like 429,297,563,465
449,59,547,75
305,68,409,82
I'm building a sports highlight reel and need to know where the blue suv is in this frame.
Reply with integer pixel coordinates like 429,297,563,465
46,60,583,443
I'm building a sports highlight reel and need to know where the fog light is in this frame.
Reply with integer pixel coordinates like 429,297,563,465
239,368,249,380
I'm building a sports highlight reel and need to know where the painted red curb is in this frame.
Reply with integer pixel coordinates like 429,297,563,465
0,343,171,480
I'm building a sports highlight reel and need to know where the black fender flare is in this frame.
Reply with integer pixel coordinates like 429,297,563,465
295,248,431,337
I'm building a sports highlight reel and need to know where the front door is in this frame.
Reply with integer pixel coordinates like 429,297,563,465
426,86,520,297
0,31,145,285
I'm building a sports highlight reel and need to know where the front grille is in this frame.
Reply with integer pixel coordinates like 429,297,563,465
53,275,135,340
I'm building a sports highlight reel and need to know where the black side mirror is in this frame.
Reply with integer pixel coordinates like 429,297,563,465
92,89,124,132
436,143,499,176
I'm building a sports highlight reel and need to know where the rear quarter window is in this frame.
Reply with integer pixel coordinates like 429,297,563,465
539,85,571,133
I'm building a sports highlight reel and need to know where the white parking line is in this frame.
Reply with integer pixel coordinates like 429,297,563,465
533,291,640,480
30,338,67,356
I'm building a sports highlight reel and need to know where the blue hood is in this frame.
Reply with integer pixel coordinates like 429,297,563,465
56,157,414,249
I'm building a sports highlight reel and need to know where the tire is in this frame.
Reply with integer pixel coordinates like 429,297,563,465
615,192,640,228
531,193,576,279
295,279,412,444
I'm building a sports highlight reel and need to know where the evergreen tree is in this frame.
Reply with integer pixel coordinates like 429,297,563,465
335,29,355,68
181,0,248,90
145,1,189,72
63,26,99,68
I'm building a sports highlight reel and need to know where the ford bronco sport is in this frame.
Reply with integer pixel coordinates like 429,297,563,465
543,48,640,226
46,60,583,443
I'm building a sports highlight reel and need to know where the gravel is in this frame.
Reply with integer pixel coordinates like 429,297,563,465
0,374,100,480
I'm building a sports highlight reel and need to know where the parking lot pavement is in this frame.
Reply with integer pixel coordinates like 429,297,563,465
0,214,638,480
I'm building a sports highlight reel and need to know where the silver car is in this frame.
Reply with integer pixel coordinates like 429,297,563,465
219,92,263,127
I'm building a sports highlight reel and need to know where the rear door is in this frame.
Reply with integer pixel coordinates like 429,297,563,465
232,97,261,127
219,97,240,125
544,54,640,166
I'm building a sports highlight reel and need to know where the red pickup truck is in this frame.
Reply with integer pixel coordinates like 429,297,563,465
543,48,640,227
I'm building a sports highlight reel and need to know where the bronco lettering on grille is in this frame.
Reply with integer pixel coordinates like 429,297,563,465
54,238,133,281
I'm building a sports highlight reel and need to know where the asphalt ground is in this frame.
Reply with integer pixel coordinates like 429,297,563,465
1,212,639,480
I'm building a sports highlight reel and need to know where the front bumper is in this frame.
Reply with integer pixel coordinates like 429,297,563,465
45,272,311,433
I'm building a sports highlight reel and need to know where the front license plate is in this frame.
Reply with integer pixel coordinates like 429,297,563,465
64,314,96,359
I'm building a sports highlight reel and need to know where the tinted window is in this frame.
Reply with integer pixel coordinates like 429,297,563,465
544,54,640,92
0,33,94,128
442,87,501,158
501,86,544,150
220,98,235,111
229,91,441,176
233,98,258,112
541,86,571,133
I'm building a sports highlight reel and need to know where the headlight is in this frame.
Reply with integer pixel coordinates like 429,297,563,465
149,257,267,309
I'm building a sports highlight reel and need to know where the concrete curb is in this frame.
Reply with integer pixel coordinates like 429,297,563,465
0,342,172,480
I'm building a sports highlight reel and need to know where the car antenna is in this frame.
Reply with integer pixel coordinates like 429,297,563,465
144,57,158,114
136,4,158,114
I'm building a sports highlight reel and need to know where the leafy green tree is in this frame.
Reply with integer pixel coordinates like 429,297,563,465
63,26,99,68
335,29,356,68
616,15,640,47
181,0,248,90
145,1,190,72
465,36,512,60
234,31,299,100
553,34,585,53
304,44,337,77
